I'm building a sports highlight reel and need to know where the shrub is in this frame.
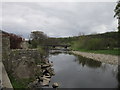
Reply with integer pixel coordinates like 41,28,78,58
37,46,45,55
71,37,111,50
85,38,104,50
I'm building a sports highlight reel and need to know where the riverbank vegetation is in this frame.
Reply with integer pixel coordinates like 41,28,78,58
9,75,34,88
28,31,49,58
70,32,119,55
27,31,119,56
47,31,119,55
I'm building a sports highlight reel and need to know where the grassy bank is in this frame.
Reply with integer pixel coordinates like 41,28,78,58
9,74,35,88
72,49,120,56
9,75,28,88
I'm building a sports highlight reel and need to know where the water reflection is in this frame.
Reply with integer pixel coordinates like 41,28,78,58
49,50,70,56
49,52,118,88
74,55,102,68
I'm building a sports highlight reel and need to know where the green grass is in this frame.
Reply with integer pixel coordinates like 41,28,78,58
73,48,120,56
9,74,34,88
9,76,26,88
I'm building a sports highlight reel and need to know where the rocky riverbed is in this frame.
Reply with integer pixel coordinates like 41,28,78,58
28,59,57,88
72,51,119,65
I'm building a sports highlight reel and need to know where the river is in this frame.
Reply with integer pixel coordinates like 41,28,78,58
47,51,119,88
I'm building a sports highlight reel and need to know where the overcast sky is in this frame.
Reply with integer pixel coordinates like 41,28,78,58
1,2,118,38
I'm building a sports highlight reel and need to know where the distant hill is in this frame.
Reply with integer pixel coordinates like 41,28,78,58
55,31,118,44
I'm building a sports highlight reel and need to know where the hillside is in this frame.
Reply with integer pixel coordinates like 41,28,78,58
48,31,119,55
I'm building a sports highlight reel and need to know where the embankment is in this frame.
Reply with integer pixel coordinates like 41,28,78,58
72,51,119,65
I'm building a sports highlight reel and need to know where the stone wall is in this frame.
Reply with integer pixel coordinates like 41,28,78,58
10,49,42,79
21,41,29,49
1,31,44,87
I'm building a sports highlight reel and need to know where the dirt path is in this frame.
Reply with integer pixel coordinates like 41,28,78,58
72,51,119,65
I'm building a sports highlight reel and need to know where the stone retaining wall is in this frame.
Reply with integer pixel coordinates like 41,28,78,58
10,49,41,63
1,31,43,87
10,49,42,79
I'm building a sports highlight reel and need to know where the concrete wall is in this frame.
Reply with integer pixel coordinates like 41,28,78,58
2,35,11,72
1,31,13,88
0,30,2,89
2,63,13,88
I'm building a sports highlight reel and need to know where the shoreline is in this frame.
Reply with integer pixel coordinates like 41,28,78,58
72,51,119,65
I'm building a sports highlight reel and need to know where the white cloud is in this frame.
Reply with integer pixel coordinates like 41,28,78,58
2,0,117,2
2,2,118,38
92,25,108,33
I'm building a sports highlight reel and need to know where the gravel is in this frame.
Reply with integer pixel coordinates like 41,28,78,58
72,51,119,65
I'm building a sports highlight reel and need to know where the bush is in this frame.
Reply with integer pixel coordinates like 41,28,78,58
37,46,45,54
85,38,104,50
71,37,113,50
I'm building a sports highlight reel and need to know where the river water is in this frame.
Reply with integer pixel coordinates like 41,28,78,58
48,51,119,88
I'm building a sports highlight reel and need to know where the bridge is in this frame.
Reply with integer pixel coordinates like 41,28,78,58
44,44,71,49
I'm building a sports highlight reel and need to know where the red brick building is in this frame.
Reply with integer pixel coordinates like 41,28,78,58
1,30,24,49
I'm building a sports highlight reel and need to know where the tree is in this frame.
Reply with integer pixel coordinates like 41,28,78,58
78,32,85,36
114,0,120,32
29,31,48,48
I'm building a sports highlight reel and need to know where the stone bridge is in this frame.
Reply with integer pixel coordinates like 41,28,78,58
44,44,71,49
